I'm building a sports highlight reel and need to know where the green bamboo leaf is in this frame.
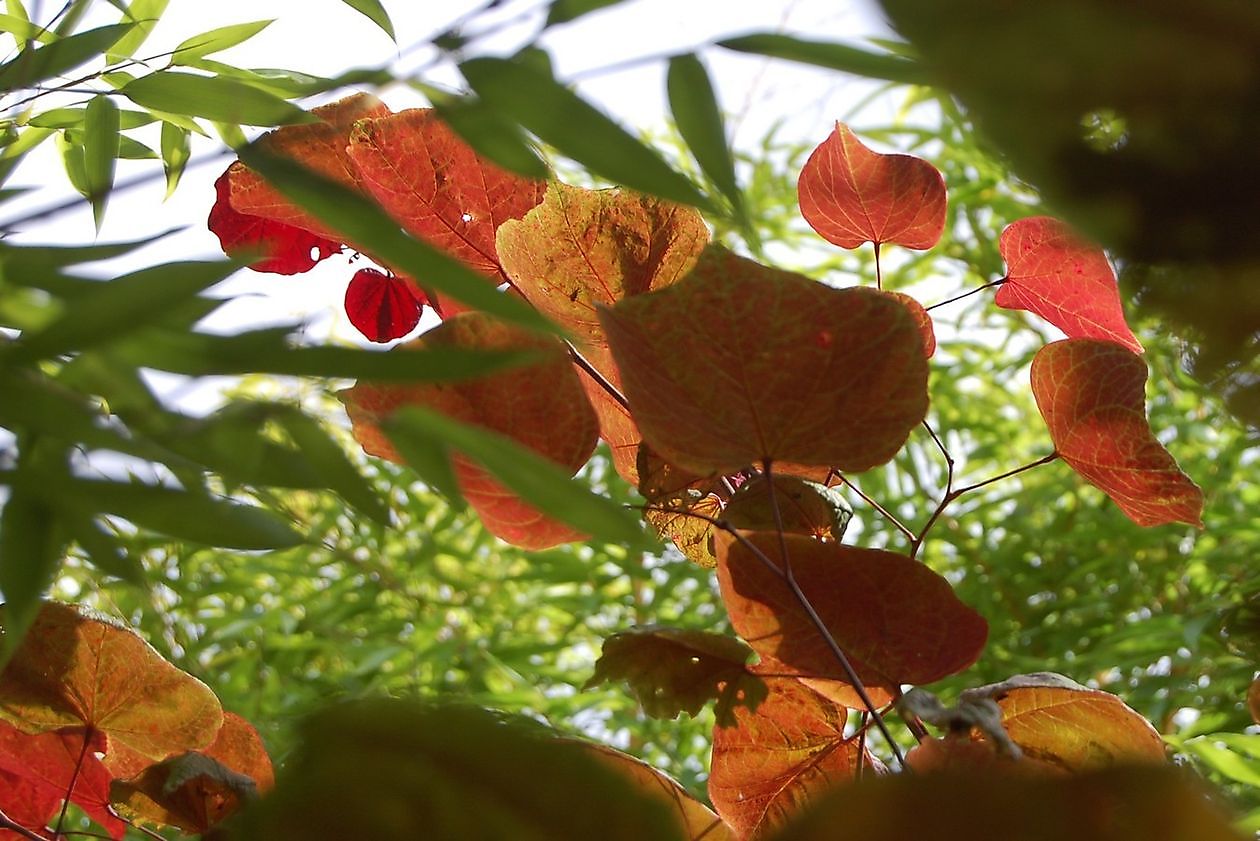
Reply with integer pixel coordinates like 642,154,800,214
0,23,134,91
54,129,88,197
29,105,153,129
61,513,145,586
235,147,558,334
387,407,648,549
0,487,59,659
338,0,395,40
107,0,168,63
717,33,928,86
0,12,52,44
171,19,273,65
428,94,550,180
667,53,743,219
121,70,315,126
376,409,462,504
278,409,391,525
9,259,237,361
460,56,715,211
0,231,172,277
545,0,626,25
54,477,306,550
83,94,119,229
159,119,189,196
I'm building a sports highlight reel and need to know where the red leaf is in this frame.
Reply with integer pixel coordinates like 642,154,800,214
1030,339,1204,527
207,169,341,275
716,532,987,707
709,674,864,839
0,768,58,839
346,108,547,314
599,246,929,475
888,291,936,357
997,217,1143,353
798,121,946,251
340,313,600,549
344,267,425,343
0,722,126,839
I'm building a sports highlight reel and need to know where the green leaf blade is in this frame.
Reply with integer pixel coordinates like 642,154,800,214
666,53,743,219
0,23,134,91
83,94,120,229
338,0,395,40
717,33,928,86
120,70,314,126
170,19,273,65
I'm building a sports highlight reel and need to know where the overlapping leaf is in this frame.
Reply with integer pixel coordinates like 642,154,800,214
798,122,946,251
599,246,929,475
0,602,223,777
960,673,1166,770
716,532,987,707
642,490,724,568
0,768,58,840
340,313,600,549
724,475,853,542
576,345,643,482
586,626,765,725
709,674,862,840
1030,339,1204,527
347,107,547,313
0,721,125,838
888,290,936,357
997,217,1143,353
207,169,340,274
343,266,425,342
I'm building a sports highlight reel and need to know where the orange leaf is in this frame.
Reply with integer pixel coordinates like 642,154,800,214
0,602,222,776
346,108,547,314
888,291,936,357
0,722,125,839
709,674,862,840
643,490,724,568
798,122,946,251
773,765,1244,841
578,741,734,841
599,246,929,475
110,711,274,833
340,313,599,549
497,182,709,345
961,673,1166,771
905,736,1058,776
715,532,987,707
997,217,1143,353
577,345,643,484
1030,339,1204,527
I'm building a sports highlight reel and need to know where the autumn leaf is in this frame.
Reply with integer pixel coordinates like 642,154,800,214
709,673,863,840
599,245,929,475
888,290,935,357
0,767,59,839
585,626,766,725
343,266,425,343
960,673,1166,770
716,532,987,707
576,344,644,483
346,108,547,314
340,312,600,549
0,721,126,839
771,765,1244,841
643,490,724,568
0,602,223,777
797,121,946,251
724,475,853,542
207,168,341,274
577,741,735,841
497,182,709,345
905,736,1056,776
1030,339,1204,527
997,217,1143,353
111,711,274,833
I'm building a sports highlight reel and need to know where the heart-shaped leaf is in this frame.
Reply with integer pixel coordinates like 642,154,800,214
343,266,424,343
1030,339,1203,527
798,121,946,251
0,722,126,838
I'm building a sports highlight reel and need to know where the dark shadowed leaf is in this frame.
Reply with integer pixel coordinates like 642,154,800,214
545,0,626,25
0,24,133,90
717,34,927,85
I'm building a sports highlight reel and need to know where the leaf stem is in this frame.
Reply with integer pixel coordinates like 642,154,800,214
909,419,954,560
924,277,1005,312
53,727,92,840
830,471,916,543
0,808,51,841
873,241,882,290
566,342,631,414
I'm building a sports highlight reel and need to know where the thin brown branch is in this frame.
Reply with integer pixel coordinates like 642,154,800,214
566,342,630,413
833,473,915,542
0,808,51,841
909,419,954,560
924,277,1005,312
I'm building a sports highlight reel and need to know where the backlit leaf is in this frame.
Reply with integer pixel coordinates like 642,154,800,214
599,246,929,475
961,673,1166,770
344,267,423,343
0,488,59,655
724,474,853,542
346,108,546,312
798,121,946,251
341,313,601,549
643,490,722,568
716,532,988,706
0,602,223,777
497,182,708,345
121,71,314,126
0,767,58,838
577,346,642,482
0,722,125,838
0,24,133,90
709,674,862,840
667,54,743,218
545,0,626,25
171,19,273,65
83,93,119,229
997,217,1143,353
159,120,190,196
208,167,342,273
1030,339,1204,527
107,0,167,62
338,0,394,40
889,290,936,357
585,626,765,725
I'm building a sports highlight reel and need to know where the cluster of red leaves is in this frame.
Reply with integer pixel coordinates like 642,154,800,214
0,603,272,839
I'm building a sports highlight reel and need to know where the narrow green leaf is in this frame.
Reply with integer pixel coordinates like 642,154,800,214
0,231,172,276
107,0,168,63
171,18,271,64
159,119,189,196
0,12,52,44
667,53,743,219
388,407,647,548
83,94,119,229
717,33,928,86
54,477,306,550
62,513,145,586
54,130,88,200
0,488,59,659
121,70,315,126
0,23,134,91
545,0,626,26
378,409,462,503
236,147,558,334
29,105,153,129
338,0,395,40
460,56,715,211
278,409,391,525
428,94,550,180
10,259,237,361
